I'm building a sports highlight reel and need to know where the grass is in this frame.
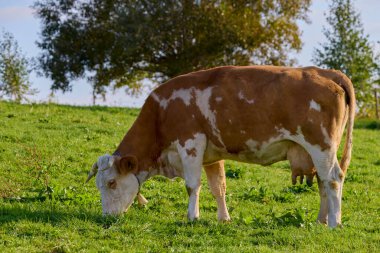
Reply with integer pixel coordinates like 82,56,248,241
0,100,379,252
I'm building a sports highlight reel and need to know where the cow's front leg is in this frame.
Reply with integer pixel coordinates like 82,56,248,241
183,160,202,221
204,160,230,221
177,134,207,221
185,177,201,221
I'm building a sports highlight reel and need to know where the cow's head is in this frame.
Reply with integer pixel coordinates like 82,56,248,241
86,154,140,215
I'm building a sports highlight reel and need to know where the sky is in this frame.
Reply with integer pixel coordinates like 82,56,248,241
0,0,379,108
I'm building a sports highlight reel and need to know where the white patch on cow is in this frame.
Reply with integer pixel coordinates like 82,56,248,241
151,92,161,104
95,155,139,215
176,133,207,220
157,142,184,179
320,124,332,146
215,97,223,102
259,135,282,150
192,114,195,118
277,126,335,180
240,130,246,134
238,90,255,104
228,119,232,124
176,133,207,186
195,87,225,147
152,88,193,109
168,150,183,169
245,139,259,151
309,99,321,112
228,134,289,165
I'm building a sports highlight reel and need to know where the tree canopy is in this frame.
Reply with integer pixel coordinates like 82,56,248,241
34,0,311,97
312,0,378,114
0,31,35,103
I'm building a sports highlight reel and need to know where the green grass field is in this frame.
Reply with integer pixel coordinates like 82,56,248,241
0,101,379,252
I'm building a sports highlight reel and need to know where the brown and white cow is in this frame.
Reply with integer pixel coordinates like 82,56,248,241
86,66,355,228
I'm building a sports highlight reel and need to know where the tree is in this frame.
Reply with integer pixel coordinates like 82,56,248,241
0,31,36,103
34,0,311,99
312,0,378,115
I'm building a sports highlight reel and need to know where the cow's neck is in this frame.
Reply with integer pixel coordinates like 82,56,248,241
113,96,183,183
114,97,160,176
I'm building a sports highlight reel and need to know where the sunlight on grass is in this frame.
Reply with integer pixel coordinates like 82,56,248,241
0,101,379,252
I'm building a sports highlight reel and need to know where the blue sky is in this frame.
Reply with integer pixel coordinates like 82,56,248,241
1,0,379,107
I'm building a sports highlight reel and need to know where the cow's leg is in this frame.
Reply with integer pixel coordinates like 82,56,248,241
313,154,344,227
325,161,344,227
177,134,207,221
204,160,230,221
316,174,328,224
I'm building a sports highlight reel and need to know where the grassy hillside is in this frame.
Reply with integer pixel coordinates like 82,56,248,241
0,101,379,252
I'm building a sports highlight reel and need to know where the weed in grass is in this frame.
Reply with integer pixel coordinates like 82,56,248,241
273,191,296,203
273,207,316,228
240,186,271,203
225,164,244,179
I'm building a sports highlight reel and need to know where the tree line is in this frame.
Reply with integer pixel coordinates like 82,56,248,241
0,0,379,116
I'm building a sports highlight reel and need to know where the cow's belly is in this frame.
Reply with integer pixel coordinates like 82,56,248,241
203,140,294,166
158,138,294,176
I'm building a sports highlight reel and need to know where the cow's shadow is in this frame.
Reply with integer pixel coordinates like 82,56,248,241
0,199,114,228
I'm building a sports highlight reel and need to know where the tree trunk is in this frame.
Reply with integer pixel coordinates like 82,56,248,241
375,89,379,119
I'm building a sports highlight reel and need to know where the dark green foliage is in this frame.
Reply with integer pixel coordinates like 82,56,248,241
354,118,380,129
312,0,378,115
225,164,244,179
273,207,315,228
33,0,311,97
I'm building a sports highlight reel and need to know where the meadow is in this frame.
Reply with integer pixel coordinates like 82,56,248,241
0,101,379,252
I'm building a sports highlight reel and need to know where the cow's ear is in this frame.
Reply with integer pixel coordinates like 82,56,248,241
115,155,138,174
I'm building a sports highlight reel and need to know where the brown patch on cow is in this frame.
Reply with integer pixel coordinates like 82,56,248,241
186,148,197,157
329,180,339,191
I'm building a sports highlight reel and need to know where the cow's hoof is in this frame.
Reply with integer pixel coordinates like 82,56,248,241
218,218,231,223
137,193,148,206
328,223,343,229
316,220,327,226
187,216,199,222
218,214,231,222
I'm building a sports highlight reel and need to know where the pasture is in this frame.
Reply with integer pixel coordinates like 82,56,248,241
0,101,379,252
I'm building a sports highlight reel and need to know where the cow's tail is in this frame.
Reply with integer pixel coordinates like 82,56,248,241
337,72,356,174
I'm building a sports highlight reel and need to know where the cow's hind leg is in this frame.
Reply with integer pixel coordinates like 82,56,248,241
316,174,328,224
204,160,231,221
313,154,344,228
177,134,207,221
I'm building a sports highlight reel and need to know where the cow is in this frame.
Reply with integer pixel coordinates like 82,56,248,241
86,66,355,228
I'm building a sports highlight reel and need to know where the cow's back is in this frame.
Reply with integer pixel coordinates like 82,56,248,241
151,66,348,157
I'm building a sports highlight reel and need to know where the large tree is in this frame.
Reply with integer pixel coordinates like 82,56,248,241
312,0,378,114
0,31,36,103
34,0,311,98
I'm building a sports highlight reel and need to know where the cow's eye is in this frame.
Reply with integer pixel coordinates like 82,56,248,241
107,179,117,189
